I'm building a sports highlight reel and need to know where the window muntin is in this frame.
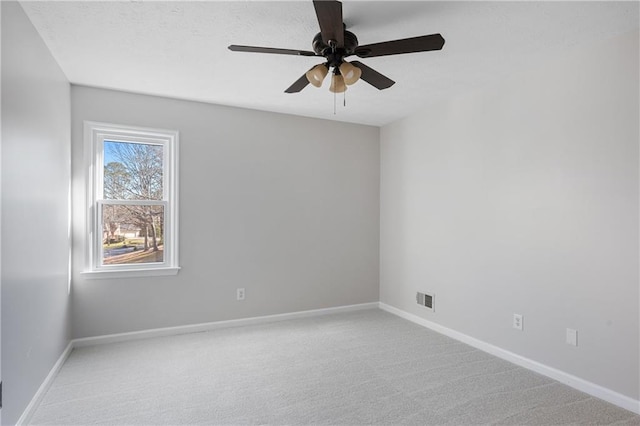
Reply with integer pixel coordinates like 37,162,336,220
84,122,179,277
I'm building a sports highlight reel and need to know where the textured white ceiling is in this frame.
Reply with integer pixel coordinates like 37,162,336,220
20,1,639,126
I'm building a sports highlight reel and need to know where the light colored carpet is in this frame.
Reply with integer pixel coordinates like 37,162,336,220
30,309,640,425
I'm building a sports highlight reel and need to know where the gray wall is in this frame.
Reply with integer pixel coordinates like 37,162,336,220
380,29,640,400
71,86,380,338
1,2,72,424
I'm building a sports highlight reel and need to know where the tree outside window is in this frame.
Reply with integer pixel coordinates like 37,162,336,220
102,141,165,265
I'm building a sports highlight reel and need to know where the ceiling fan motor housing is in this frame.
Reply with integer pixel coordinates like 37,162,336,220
312,30,359,67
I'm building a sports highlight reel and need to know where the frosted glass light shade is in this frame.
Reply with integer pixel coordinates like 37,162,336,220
329,74,347,93
306,64,329,87
339,61,362,85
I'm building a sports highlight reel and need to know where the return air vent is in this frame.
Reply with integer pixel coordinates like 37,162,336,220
416,292,435,311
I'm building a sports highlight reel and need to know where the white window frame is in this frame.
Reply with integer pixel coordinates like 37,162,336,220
82,121,179,279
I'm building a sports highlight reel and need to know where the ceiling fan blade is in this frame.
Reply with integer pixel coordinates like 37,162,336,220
229,45,317,57
313,0,344,48
354,34,445,58
350,61,395,90
285,73,311,93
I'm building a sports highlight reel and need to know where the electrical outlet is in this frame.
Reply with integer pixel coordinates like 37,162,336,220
566,328,578,346
236,288,245,301
513,314,523,331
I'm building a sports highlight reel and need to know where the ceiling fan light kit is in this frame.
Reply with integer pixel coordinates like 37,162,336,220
329,72,347,93
339,61,362,85
228,0,445,97
306,64,329,87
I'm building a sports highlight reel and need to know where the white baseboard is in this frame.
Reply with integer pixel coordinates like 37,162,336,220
379,302,640,415
73,302,379,347
16,341,74,426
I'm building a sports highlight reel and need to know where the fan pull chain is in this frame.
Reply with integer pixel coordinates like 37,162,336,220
343,90,346,107
333,90,336,115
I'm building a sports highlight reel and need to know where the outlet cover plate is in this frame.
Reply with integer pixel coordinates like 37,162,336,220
513,314,523,331
236,288,245,301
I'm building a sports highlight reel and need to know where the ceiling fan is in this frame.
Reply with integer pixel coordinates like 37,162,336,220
228,0,445,94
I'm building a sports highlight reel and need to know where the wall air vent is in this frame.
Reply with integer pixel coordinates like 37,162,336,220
416,292,435,311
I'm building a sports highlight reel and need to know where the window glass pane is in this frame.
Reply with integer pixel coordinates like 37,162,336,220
103,140,163,200
102,204,164,265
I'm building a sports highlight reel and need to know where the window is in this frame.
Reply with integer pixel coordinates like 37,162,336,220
83,122,179,278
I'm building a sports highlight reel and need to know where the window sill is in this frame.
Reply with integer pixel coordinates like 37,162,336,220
81,267,181,280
